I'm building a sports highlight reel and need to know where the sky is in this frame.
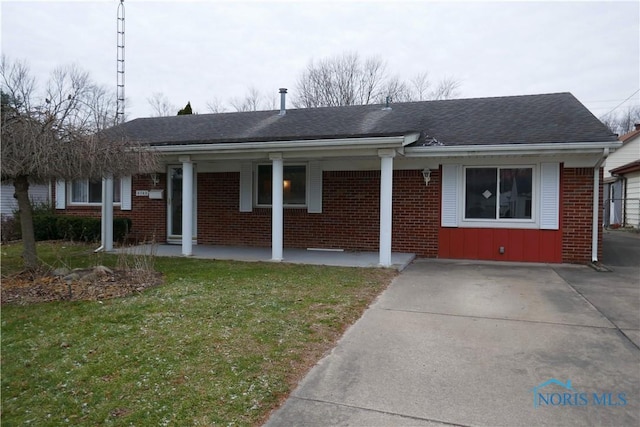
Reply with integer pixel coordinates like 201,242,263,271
1,0,639,121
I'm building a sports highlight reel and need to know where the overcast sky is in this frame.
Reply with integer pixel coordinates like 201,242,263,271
1,0,639,121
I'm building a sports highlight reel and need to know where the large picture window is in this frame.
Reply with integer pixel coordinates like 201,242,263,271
464,167,532,220
70,179,121,204
256,164,306,206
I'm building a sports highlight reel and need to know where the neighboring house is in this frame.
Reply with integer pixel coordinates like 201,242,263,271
603,124,640,228
608,159,640,228
52,92,620,265
0,182,50,217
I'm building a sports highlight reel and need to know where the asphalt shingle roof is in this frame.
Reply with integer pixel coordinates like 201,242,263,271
110,92,617,147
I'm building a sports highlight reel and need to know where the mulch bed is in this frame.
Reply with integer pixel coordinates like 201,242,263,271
1,269,164,305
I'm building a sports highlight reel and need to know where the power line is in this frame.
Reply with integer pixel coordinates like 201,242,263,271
602,89,640,116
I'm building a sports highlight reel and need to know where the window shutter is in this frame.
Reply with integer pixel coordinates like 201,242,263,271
441,164,459,227
540,163,559,230
55,180,66,209
120,176,132,211
239,163,253,212
307,161,323,213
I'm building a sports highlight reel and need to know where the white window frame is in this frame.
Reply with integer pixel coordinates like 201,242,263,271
67,178,122,206
461,164,538,228
255,163,308,208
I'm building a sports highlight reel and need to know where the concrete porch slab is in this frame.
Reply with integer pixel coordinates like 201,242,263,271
116,244,415,271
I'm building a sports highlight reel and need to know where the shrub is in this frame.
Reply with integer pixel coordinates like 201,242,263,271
56,216,131,242
55,216,98,242
114,218,132,242
0,214,21,243
32,203,59,241
9,202,59,241
3,204,132,243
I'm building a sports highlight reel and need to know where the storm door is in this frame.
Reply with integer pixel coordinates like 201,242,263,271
167,165,197,242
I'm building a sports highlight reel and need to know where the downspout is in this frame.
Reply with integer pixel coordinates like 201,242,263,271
592,148,609,263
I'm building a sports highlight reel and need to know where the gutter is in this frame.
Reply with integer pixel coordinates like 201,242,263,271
148,134,416,154
404,141,622,157
592,148,610,263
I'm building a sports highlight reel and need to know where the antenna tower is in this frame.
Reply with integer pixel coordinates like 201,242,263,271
116,0,125,124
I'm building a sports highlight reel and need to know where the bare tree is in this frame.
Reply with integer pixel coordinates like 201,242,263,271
410,72,431,101
429,76,460,101
601,105,640,136
294,52,387,108
377,76,412,104
1,56,157,270
230,86,273,112
206,97,227,114
147,92,176,117
293,52,461,108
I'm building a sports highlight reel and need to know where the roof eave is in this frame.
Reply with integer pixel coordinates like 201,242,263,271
404,141,623,157
149,134,418,154
610,161,640,175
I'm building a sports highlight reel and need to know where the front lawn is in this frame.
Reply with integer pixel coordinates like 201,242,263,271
1,242,395,426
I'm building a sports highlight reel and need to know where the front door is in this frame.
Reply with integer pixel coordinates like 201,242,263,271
167,165,197,243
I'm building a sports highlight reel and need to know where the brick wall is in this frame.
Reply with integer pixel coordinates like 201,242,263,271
52,175,167,243
561,167,602,263
51,166,600,264
129,174,167,242
196,169,440,257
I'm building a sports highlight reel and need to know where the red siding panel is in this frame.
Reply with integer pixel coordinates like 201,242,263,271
477,229,494,260
438,227,562,263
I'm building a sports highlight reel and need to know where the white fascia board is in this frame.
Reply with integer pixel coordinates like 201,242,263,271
150,136,408,154
403,132,420,146
404,141,623,158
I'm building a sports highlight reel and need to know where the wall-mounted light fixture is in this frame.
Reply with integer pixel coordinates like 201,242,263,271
283,180,291,190
421,168,431,186
150,173,160,187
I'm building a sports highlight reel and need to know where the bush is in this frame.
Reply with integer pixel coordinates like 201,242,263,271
4,202,132,243
9,202,59,241
0,214,21,243
32,204,59,241
114,218,132,242
56,216,131,243
56,216,98,242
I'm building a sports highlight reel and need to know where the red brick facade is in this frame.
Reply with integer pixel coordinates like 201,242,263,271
195,169,440,257
561,167,603,263
53,166,601,263
54,175,168,243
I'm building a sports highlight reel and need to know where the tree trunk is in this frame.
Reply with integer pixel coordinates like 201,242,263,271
14,175,39,270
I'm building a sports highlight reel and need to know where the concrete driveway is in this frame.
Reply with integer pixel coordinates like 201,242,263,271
265,236,640,426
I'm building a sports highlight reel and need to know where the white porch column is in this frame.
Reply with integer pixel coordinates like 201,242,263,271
100,176,114,251
379,149,395,267
105,176,114,251
270,153,284,261
181,156,193,256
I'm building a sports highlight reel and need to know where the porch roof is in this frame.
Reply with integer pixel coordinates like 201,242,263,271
107,93,617,148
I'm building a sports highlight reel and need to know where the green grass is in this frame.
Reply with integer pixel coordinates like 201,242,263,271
1,242,395,426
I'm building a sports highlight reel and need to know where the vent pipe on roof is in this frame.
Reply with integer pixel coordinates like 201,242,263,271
382,96,392,111
279,88,287,116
